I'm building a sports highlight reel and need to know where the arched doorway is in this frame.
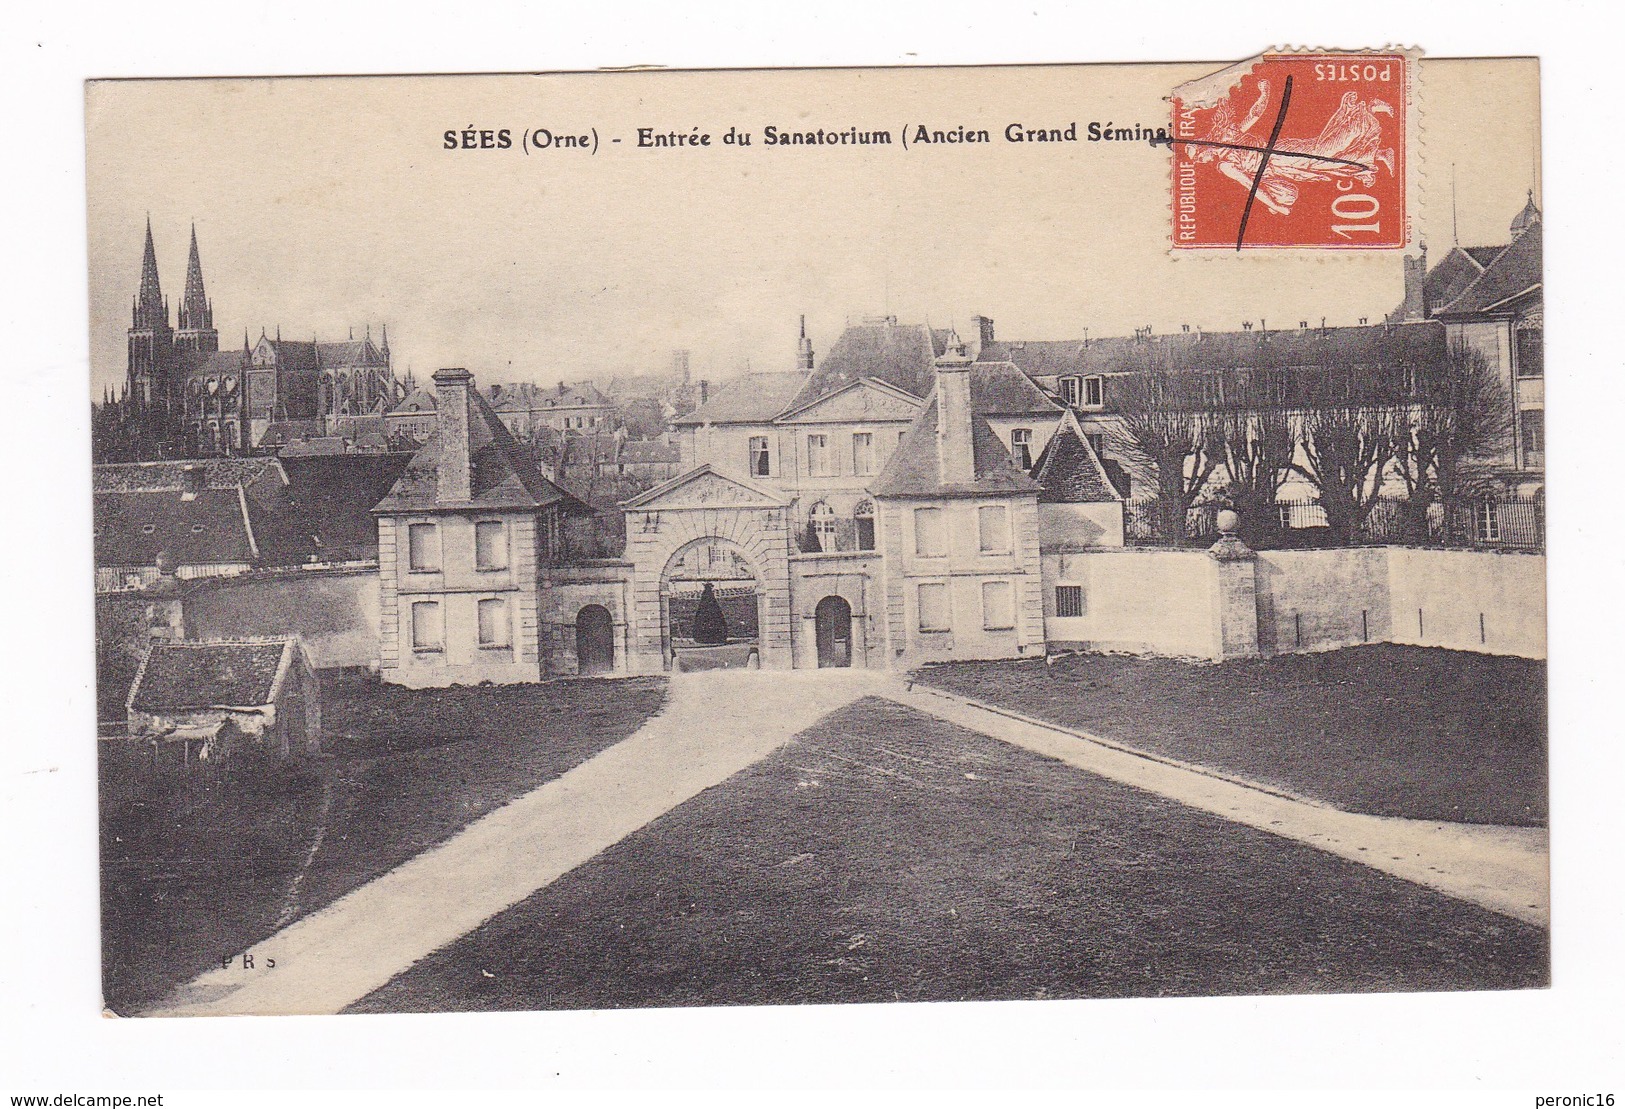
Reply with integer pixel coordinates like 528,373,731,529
575,605,615,675
814,595,853,668
660,536,761,671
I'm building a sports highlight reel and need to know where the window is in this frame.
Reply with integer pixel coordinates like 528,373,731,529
806,434,832,477
854,500,876,552
982,581,1015,630
1520,410,1544,458
1473,501,1501,542
749,435,771,477
1055,585,1084,618
477,597,511,648
978,504,1011,553
1516,326,1544,378
1083,375,1104,407
1010,429,1033,470
410,601,443,651
808,501,837,552
474,520,508,571
917,582,950,632
1060,376,1082,406
407,523,440,571
852,432,876,476
913,506,946,557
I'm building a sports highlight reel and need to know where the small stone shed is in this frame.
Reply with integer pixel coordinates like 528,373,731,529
125,637,321,762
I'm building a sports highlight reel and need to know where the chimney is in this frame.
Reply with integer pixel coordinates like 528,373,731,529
970,314,995,346
1400,245,1430,320
796,315,815,370
432,368,474,504
698,379,710,405
180,463,206,500
934,334,976,486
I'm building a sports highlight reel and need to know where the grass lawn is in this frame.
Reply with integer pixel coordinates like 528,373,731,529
914,645,1546,827
100,675,666,1014
352,697,1546,1013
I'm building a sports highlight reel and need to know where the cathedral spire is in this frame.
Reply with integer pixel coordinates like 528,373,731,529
134,216,166,329
175,221,218,352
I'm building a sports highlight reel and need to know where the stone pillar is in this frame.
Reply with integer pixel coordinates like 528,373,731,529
1207,509,1260,660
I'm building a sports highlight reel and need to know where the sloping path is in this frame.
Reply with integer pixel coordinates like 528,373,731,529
146,669,880,1017
148,667,1546,1017
880,682,1549,926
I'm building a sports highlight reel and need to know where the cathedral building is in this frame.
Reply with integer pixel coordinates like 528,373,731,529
109,220,399,459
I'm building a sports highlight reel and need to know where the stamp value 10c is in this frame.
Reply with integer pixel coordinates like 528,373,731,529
1171,52,1411,251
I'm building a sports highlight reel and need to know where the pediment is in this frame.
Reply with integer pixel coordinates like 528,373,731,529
777,379,924,425
622,465,790,510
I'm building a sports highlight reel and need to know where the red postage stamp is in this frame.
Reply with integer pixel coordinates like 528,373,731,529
1171,51,1413,250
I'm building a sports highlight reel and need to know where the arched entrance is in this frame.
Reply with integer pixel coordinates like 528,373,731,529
575,604,615,675
661,536,762,671
814,595,853,668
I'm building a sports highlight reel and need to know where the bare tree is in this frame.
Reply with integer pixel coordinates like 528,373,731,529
1212,363,1297,547
1106,365,1222,543
1391,338,1514,542
1291,362,1400,545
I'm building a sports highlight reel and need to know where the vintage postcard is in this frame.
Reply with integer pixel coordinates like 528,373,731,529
87,54,1546,1018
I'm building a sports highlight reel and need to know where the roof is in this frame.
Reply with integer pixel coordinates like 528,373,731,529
1436,222,1543,317
94,486,259,567
128,638,294,713
314,338,387,367
256,420,325,448
869,398,1042,498
979,323,1450,381
279,437,350,457
373,388,592,514
175,350,250,378
389,387,438,415
1030,418,1122,504
94,458,285,493
977,340,1098,379
970,361,1064,417
260,339,319,372
278,453,414,560
617,439,681,464
672,372,811,426
790,320,952,407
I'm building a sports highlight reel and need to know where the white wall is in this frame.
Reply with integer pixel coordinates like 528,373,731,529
1042,548,1218,659
1254,547,1392,654
1387,547,1546,659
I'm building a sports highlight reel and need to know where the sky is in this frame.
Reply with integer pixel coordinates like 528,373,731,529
85,57,1539,398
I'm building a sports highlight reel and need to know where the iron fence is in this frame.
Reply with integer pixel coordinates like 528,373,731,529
1126,495,1544,551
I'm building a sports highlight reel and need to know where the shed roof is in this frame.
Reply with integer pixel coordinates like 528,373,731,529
128,638,294,713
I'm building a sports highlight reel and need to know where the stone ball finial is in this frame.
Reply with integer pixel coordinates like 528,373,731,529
1216,509,1241,537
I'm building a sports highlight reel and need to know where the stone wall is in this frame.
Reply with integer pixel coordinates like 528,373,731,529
1041,544,1545,661
1388,547,1546,659
789,551,886,669
539,562,636,675
622,500,795,672
181,568,380,670
1255,547,1393,654
1041,548,1220,658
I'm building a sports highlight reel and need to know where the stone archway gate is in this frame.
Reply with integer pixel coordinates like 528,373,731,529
621,465,796,672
